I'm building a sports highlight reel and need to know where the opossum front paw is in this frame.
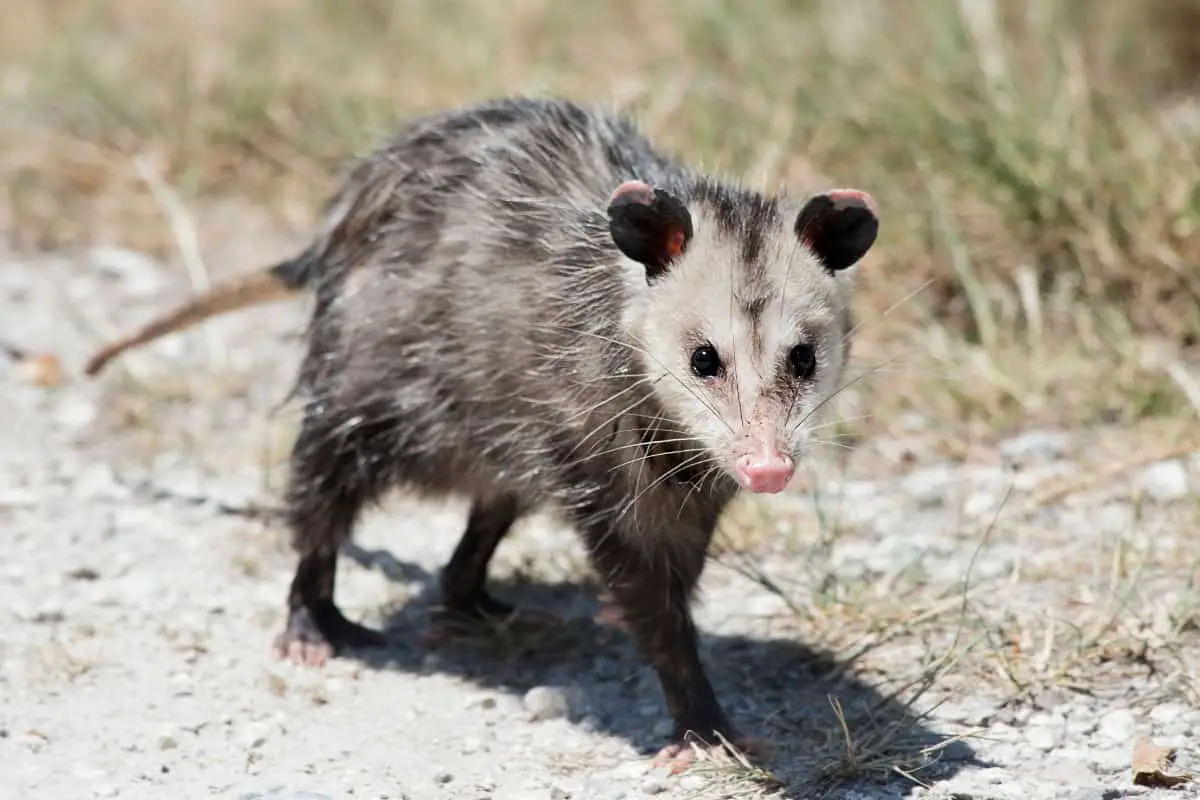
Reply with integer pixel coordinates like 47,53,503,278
419,594,564,650
448,592,519,621
652,732,769,774
272,603,386,667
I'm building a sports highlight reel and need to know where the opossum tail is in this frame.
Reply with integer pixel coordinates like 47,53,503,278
82,252,316,378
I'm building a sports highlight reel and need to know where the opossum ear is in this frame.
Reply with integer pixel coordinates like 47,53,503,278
794,189,879,273
607,181,693,281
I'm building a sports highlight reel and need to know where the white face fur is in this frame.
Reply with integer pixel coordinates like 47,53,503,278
610,183,878,495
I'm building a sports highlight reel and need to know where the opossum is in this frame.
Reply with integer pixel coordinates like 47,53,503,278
94,96,881,764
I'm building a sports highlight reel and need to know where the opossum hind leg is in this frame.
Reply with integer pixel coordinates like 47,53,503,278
273,548,386,667
272,405,393,667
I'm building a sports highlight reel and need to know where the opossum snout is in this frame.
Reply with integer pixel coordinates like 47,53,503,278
733,448,795,494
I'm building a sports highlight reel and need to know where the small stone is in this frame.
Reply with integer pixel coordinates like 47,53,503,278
609,760,650,780
1056,790,1112,800
965,488,1008,518
1094,503,1136,535
1149,702,1188,725
523,686,571,722
19,732,49,751
434,771,454,785
53,398,97,430
999,429,1071,463
1135,460,1191,503
900,466,957,508
1087,745,1131,774
1026,725,1060,752
549,786,570,800
1036,758,1098,786
1097,708,1137,741
157,734,178,751
639,776,669,795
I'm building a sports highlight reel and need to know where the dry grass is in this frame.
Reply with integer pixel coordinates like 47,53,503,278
705,425,1200,793
4,0,1200,438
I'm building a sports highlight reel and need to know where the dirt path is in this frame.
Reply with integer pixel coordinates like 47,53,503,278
2,244,1198,800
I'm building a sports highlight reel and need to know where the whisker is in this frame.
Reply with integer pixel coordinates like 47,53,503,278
616,451,714,525
674,460,729,520
566,325,733,434
609,445,713,472
574,437,706,469
795,360,893,432
564,385,666,461
840,277,935,346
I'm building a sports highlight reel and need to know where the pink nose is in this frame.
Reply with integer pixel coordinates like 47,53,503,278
735,453,795,494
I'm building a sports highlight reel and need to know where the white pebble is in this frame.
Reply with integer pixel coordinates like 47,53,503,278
639,776,669,795
54,399,97,430
1097,708,1137,741
1149,702,1188,725
523,686,571,721
1025,726,1059,752
1135,460,1191,503
999,429,1071,462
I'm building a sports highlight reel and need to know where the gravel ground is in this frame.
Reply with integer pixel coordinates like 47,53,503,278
2,244,1198,800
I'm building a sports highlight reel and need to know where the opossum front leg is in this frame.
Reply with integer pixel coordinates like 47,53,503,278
581,521,751,765
272,405,390,667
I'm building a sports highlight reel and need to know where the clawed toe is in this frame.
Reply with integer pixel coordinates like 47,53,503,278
652,733,768,774
272,604,386,666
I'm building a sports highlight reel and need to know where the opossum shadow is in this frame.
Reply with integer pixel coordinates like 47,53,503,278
339,541,988,794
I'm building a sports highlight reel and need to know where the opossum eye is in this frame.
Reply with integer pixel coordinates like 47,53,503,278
690,344,722,378
788,343,817,380
607,180,694,282
794,189,879,273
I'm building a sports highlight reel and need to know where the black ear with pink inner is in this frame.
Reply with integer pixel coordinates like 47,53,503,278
607,180,694,282
794,190,879,272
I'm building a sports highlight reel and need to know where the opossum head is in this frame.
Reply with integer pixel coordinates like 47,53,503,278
608,179,878,495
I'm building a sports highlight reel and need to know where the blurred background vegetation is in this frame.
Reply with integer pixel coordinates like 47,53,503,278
3,0,1199,441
